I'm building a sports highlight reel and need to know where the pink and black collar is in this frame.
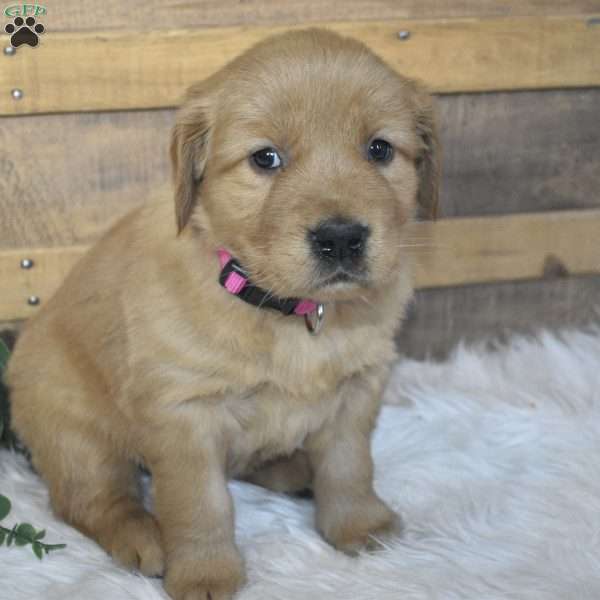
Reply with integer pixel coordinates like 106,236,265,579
217,249,325,334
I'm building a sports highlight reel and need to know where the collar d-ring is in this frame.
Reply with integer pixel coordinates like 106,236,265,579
304,303,325,335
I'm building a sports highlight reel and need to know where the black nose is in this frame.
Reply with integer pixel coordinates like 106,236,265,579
310,218,370,265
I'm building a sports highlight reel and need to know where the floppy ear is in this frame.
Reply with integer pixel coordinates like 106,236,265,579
170,83,215,233
410,83,441,220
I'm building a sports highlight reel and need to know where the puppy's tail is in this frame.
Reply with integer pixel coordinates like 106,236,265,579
0,330,23,453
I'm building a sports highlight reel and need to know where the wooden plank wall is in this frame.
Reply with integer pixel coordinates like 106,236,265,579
1,0,599,356
3,16,599,115
398,276,600,360
35,1,600,30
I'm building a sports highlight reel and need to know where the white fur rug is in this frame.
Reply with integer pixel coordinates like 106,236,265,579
2,329,600,600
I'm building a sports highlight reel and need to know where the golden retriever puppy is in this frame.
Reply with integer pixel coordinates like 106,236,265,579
6,28,438,600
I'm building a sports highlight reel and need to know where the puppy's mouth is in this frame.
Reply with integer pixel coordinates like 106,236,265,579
314,267,369,289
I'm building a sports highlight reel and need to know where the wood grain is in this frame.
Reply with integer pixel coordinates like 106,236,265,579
1,210,599,320
2,15,600,115
398,275,600,360
437,88,600,218
0,246,87,320
0,109,173,248
412,210,600,289
43,0,600,32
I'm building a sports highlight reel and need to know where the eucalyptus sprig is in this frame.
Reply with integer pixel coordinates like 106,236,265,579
0,494,66,559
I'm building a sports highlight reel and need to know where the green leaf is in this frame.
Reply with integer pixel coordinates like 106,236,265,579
45,543,67,551
34,529,46,541
0,495,11,521
32,542,43,560
16,523,36,544
0,338,10,371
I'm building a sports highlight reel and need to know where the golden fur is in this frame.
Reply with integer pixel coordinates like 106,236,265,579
6,29,439,600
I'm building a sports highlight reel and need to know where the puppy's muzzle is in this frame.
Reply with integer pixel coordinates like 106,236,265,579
309,218,370,281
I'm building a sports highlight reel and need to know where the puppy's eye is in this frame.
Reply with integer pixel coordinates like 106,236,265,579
252,147,282,170
368,139,393,163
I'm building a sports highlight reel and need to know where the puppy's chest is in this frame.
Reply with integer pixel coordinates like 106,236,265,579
214,332,356,475
221,330,364,475
266,323,374,390
144,319,381,473
222,382,343,477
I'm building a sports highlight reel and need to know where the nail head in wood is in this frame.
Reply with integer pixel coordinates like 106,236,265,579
3,45,16,56
27,296,40,306
20,258,34,269
397,30,411,41
11,88,23,100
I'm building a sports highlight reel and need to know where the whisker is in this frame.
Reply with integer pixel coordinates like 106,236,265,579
358,294,375,308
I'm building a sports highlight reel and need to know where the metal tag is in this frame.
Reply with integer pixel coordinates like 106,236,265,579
304,303,325,335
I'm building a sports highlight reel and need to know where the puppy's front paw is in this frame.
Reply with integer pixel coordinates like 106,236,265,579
317,494,402,555
164,546,246,600
104,511,165,576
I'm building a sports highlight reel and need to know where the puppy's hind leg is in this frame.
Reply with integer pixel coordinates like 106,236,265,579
37,427,164,576
243,450,313,496
9,333,164,575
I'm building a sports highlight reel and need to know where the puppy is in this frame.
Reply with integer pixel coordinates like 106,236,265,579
6,28,438,600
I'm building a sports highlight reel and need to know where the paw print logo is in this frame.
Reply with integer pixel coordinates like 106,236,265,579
5,16,45,48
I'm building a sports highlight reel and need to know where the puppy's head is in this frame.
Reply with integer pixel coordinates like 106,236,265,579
171,29,439,301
